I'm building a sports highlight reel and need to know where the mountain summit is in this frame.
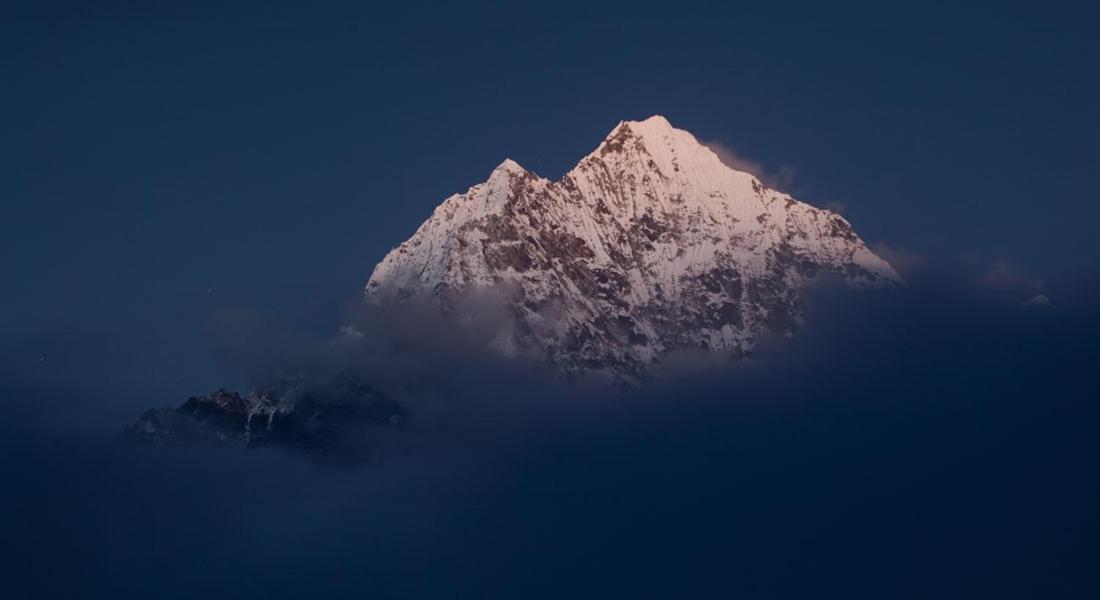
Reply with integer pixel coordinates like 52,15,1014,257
365,116,900,380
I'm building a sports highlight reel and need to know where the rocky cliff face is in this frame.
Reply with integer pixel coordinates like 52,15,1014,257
365,116,900,380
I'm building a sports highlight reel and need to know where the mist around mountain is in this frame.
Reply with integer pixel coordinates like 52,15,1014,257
4,271,1099,598
45,116,1093,599
116,115,914,454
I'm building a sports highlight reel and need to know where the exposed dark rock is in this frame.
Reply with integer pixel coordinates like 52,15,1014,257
123,373,405,464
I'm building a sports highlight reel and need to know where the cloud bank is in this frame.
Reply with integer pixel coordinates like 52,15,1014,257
1,270,1098,598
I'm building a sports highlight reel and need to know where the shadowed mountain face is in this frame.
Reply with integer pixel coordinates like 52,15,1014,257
365,116,899,381
124,374,405,464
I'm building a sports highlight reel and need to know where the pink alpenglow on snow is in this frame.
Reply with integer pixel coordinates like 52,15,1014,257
365,116,901,380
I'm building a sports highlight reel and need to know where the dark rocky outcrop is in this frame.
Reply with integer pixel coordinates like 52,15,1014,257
123,373,405,464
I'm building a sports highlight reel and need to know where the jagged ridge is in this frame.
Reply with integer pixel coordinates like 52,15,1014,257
365,116,900,379
124,374,404,463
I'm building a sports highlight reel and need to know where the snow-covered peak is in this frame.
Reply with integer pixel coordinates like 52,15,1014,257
620,115,705,155
365,116,902,381
474,158,541,209
587,115,754,196
632,114,674,127
607,114,674,141
484,158,531,187
493,158,527,175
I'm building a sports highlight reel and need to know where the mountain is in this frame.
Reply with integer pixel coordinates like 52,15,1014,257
124,374,404,463
365,116,900,380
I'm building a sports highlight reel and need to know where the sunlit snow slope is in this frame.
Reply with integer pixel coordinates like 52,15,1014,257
366,116,900,379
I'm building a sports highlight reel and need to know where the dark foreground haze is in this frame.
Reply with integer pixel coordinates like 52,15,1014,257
3,273,1098,599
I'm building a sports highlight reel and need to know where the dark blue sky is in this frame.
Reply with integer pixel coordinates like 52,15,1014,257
4,5,1100,597
3,1,1098,393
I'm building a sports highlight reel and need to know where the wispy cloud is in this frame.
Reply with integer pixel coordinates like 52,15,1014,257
872,242,927,279
974,259,1045,295
703,140,798,191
